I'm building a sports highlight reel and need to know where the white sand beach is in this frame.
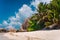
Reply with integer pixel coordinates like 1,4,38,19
0,30,60,40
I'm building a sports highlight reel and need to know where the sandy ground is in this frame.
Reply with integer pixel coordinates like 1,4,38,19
0,30,60,40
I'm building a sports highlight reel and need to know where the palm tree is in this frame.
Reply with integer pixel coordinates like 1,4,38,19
27,0,60,31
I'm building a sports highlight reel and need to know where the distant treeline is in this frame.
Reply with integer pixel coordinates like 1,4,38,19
0,28,21,32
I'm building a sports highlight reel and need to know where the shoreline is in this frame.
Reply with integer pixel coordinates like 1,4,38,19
0,30,60,40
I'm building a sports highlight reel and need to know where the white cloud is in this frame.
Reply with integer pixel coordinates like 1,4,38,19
31,0,41,8
2,21,9,27
3,21,8,25
16,14,20,19
41,0,51,3
31,0,51,8
19,4,34,17
5,25,15,30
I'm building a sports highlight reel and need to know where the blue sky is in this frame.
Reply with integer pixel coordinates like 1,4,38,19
0,0,32,23
0,0,51,29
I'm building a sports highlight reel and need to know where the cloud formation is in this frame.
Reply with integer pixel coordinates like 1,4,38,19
0,0,51,30
2,4,34,29
31,0,51,8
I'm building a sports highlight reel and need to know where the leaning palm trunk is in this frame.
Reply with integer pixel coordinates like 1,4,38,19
57,14,60,28
43,23,59,30
58,20,60,27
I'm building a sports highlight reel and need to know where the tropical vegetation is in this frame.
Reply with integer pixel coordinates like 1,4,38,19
27,0,60,31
